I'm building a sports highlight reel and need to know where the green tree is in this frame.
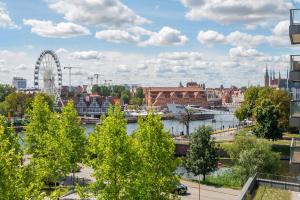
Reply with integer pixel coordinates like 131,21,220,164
185,126,217,182
112,85,126,98
0,101,9,116
87,106,134,199
256,88,290,130
229,136,280,183
5,92,33,117
25,94,71,184
234,87,290,130
254,99,282,140
135,87,144,99
121,90,130,104
0,115,46,199
0,115,24,199
61,100,86,184
0,84,15,102
131,97,143,106
234,86,260,121
132,113,178,200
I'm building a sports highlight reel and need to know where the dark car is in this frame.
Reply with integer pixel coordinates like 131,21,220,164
174,184,188,195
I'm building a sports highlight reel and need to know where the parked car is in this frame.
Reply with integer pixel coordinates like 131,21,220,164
174,184,188,195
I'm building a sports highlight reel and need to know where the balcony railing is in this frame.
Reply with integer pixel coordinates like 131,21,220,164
290,9,300,44
290,139,300,164
291,101,300,117
290,55,300,82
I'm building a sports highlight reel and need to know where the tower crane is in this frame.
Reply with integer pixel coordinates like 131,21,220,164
94,73,104,86
64,66,79,92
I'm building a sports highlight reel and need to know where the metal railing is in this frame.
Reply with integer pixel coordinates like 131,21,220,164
257,173,300,185
290,9,300,25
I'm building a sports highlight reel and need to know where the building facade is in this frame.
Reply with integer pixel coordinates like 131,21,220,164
143,82,208,108
12,77,27,90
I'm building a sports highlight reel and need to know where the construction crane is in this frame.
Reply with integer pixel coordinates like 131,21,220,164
88,76,94,86
64,66,79,92
94,73,103,86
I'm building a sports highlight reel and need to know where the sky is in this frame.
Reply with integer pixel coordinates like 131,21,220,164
0,0,300,88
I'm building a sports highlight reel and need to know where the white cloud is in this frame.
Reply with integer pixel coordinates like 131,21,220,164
198,20,290,48
95,26,188,46
139,26,188,46
95,29,139,43
116,65,130,73
23,19,91,38
70,51,103,60
159,52,202,61
181,0,292,28
16,64,29,71
197,30,226,46
0,2,18,29
272,20,289,36
229,46,263,58
56,48,68,54
46,0,150,28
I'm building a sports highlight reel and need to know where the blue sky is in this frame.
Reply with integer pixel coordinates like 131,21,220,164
0,0,300,87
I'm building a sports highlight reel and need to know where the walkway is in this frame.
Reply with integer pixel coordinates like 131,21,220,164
180,180,240,200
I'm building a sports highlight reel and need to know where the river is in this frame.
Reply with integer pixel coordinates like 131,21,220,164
85,113,239,135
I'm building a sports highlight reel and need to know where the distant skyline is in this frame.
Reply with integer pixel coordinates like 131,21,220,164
0,0,300,88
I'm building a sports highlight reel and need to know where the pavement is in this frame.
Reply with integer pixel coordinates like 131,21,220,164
291,191,300,200
180,180,240,200
211,130,236,141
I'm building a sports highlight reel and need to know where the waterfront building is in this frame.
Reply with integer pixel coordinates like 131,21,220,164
12,77,27,90
143,82,208,108
74,94,120,116
206,88,222,106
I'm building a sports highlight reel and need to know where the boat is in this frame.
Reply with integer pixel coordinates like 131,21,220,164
167,103,214,121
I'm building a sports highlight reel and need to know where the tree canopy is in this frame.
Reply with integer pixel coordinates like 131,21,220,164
229,136,280,184
132,113,178,199
25,94,71,184
87,106,134,199
254,99,282,140
234,86,290,131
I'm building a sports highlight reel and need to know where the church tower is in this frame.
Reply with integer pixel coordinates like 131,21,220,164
264,66,269,87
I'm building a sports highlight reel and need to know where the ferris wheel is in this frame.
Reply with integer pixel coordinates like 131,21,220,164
34,50,63,107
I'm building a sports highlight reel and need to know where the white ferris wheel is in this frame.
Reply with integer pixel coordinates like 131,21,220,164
34,50,63,107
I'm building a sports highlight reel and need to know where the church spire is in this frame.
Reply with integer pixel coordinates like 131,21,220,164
279,70,281,79
265,65,269,78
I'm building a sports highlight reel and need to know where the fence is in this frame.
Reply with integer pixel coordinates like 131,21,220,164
237,173,300,200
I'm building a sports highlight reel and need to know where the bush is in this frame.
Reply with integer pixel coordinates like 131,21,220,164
201,170,241,189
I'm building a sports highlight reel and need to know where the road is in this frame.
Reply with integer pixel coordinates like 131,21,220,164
180,180,240,200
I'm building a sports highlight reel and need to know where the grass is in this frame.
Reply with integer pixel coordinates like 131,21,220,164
200,171,241,189
252,186,291,200
283,132,300,139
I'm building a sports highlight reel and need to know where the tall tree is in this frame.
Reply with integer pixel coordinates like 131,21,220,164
25,94,71,184
0,115,24,199
254,99,282,140
185,126,217,182
61,100,86,184
132,113,178,200
87,106,134,199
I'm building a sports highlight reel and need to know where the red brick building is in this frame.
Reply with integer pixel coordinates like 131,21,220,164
143,83,208,108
